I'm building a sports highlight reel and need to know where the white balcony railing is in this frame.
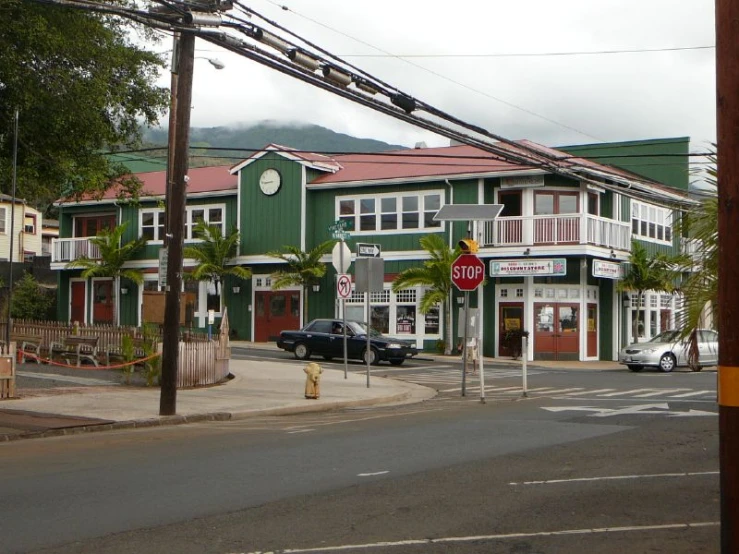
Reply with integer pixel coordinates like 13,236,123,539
483,214,631,251
51,237,101,263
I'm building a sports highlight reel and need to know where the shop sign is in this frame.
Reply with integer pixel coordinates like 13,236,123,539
490,258,567,277
592,260,622,280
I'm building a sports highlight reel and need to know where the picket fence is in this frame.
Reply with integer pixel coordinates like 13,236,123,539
0,314,230,390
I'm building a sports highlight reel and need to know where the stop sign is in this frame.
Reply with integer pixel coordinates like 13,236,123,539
451,254,485,291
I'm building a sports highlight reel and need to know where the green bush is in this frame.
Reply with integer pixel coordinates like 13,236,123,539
11,274,54,320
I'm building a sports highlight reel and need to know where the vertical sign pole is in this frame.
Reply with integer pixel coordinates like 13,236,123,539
479,288,486,404
461,291,469,397
522,333,528,397
366,290,371,388
341,239,348,379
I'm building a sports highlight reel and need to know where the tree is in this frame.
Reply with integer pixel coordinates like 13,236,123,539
65,222,147,324
0,1,169,209
618,240,681,343
183,221,252,310
267,240,337,327
391,234,460,355
10,274,54,320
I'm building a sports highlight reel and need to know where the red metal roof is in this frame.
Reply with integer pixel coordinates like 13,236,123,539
309,144,532,185
63,165,237,203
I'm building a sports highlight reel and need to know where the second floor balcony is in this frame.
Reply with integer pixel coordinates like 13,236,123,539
482,214,631,251
51,237,101,263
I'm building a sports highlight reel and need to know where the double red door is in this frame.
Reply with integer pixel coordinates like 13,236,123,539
534,302,580,361
255,291,300,342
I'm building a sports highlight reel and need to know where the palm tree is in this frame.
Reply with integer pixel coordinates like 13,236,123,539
618,240,682,343
65,222,147,325
267,240,337,326
183,221,252,309
391,234,460,355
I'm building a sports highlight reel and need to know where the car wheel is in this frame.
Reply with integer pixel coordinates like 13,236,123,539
322,355,334,361
389,359,405,366
294,343,311,361
659,353,676,373
362,347,380,365
627,364,643,372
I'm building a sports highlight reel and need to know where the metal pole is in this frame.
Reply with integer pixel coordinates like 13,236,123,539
479,302,485,405
716,0,739,549
341,239,348,379
522,333,528,397
366,290,370,388
160,31,195,416
5,108,18,355
461,291,469,397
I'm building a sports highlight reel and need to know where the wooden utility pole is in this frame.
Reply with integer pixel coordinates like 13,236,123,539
716,0,739,550
159,32,195,416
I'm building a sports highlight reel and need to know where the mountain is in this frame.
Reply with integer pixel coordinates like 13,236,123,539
142,122,405,162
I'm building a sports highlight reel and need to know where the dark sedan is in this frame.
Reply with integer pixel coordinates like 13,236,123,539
276,319,418,365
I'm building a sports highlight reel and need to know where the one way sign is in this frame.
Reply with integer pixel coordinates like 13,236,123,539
357,243,381,257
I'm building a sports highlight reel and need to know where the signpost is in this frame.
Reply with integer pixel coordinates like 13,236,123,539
452,254,485,396
435,203,503,403
329,221,352,378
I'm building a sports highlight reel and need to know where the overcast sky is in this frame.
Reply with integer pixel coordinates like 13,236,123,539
149,0,716,151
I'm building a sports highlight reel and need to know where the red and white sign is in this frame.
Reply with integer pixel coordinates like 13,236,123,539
336,273,352,299
451,254,485,291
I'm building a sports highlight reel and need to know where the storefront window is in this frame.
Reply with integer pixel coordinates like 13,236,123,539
425,305,440,334
371,306,389,333
396,305,416,334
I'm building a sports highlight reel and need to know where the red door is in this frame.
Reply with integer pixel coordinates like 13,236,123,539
499,303,524,357
534,302,580,360
587,304,598,357
70,281,86,323
255,291,301,342
92,281,114,324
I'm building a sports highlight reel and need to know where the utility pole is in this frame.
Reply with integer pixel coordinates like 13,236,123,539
716,0,739,551
159,31,195,416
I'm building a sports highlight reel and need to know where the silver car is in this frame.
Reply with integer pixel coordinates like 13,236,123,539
619,329,719,373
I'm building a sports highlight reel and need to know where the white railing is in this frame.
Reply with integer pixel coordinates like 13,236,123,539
484,214,631,250
51,237,101,263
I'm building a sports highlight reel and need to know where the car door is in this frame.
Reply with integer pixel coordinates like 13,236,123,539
698,330,719,366
303,320,333,356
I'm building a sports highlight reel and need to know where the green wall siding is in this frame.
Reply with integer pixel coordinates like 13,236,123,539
240,154,304,254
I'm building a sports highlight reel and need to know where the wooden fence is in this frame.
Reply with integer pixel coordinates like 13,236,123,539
0,317,230,390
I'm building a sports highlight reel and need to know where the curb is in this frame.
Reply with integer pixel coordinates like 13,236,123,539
0,388,437,443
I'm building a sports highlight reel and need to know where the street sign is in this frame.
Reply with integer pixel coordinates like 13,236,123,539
158,248,168,289
336,273,352,299
328,219,351,240
357,243,381,257
332,241,352,273
451,254,485,291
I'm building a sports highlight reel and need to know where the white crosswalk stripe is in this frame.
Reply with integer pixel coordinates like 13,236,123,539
437,384,715,400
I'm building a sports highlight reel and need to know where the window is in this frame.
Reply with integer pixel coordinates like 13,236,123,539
631,201,673,244
498,191,522,217
74,214,116,237
141,209,165,241
186,205,224,240
587,192,599,216
336,191,443,234
24,214,36,234
0,207,5,233
535,191,579,215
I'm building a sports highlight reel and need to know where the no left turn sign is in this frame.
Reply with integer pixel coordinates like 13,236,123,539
337,273,352,299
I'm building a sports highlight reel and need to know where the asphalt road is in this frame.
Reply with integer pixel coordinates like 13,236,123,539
0,353,719,554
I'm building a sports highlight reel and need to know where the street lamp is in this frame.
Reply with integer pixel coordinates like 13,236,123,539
195,56,225,70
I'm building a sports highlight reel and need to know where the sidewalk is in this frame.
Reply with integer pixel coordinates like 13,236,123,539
0,345,624,442
0,359,436,442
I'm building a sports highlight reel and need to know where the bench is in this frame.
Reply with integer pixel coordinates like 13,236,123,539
51,335,100,367
105,337,155,367
0,334,43,363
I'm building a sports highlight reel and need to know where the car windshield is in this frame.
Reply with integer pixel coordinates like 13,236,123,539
347,321,382,337
649,330,680,343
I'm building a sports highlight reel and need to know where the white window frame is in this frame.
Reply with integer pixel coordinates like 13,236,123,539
0,207,6,234
336,190,444,235
139,208,166,243
631,200,673,245
185,204,225,241
24,213,36,235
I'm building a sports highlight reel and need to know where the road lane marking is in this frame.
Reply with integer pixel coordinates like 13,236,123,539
564,388,616,396
286,429,315,434
598,388,657,396
509,470,719,486
670,390,714,398
357,471,389,477
236,521,719,553
633,388,692,397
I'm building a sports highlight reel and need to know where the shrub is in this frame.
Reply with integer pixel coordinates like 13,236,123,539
11,274,54,320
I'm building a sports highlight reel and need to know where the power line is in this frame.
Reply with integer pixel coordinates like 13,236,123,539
339,45,716,59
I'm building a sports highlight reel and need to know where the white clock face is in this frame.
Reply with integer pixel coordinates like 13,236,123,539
259,169,282,196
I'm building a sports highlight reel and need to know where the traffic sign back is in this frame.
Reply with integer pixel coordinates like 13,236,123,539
451,254,485,291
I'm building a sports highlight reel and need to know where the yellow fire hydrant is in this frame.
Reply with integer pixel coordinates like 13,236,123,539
303,362,323,399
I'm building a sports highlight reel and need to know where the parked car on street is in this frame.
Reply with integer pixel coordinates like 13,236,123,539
619,329,718,372
276,319,418,365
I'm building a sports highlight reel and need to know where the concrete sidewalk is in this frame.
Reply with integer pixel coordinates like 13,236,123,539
0,359,435,442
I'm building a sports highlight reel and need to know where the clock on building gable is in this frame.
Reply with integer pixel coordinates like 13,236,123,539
259,168,282,196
